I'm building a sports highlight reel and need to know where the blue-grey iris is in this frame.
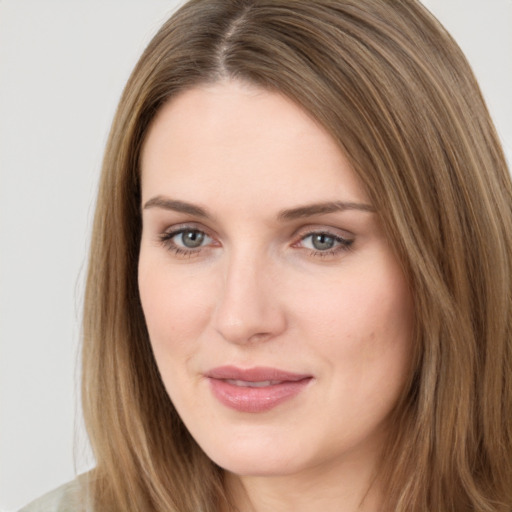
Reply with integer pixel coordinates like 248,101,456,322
312,234,335,251
181,230,205,248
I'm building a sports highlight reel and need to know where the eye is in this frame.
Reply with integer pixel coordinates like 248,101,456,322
297,230,353,256
159,227,214,255
303,233,338,251
176,229,209,249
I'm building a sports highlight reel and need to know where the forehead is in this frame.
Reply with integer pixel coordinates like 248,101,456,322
140,80,369,209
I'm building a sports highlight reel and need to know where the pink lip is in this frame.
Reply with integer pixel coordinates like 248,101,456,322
206,366,312,413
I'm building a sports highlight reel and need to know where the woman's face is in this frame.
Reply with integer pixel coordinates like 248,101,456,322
138,80,413,480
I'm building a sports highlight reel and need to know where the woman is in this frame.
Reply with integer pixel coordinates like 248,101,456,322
21,0,512,511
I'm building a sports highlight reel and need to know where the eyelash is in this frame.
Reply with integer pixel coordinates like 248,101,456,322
158,227,354,259
158,227,214,258
297,231,354,257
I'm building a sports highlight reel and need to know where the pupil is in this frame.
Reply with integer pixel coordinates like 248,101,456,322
182,230,204,248
312,234,334,251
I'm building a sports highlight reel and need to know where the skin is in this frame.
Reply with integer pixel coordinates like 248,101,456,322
138,80,414,512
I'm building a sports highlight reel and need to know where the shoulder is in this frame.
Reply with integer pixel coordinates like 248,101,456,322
18,478,85,512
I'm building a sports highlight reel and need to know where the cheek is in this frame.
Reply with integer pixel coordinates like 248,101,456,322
298,263,413,384
303,272,411,339
138,258,215,354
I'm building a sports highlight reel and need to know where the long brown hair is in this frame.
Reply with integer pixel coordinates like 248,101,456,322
82,1,512,510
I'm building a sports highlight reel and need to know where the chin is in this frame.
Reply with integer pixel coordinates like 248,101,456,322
198,433,312,477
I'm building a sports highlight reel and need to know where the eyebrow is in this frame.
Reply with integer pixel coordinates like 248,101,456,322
277,201,375,220
143,196,212,218
143,195,375,221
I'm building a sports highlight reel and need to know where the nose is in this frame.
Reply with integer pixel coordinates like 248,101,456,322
213,252,287,345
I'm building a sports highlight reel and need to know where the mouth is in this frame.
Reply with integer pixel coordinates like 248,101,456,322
205,366,313,413
224,379,284,387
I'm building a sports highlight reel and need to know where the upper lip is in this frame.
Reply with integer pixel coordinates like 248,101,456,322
206,366,312,382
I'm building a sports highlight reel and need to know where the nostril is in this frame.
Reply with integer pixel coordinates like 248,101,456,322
247,332,272,343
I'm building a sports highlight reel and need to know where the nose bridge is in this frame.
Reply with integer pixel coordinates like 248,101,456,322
213,245,285,344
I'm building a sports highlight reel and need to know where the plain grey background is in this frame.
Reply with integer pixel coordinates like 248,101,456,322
1,1,511,510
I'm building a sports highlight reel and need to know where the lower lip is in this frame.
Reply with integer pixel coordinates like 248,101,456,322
208,378,312,413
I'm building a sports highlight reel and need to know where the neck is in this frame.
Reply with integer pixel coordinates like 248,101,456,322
223,453,383,512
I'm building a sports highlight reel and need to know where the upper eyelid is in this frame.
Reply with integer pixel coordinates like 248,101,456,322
299,232,351,243
293,225,355,240
162,222,214,236
156,223,355,245
294,232,353,250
